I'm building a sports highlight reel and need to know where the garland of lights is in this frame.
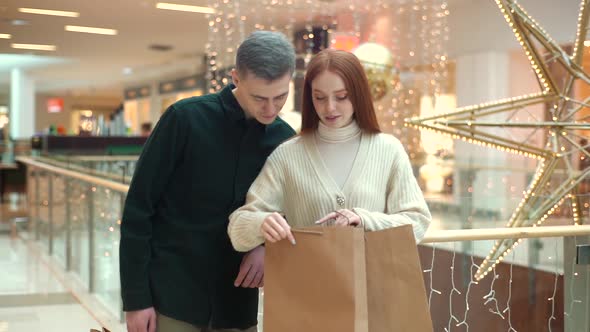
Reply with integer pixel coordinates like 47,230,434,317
206,0,449,157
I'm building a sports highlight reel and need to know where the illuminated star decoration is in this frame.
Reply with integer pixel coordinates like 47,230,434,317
405,0,590,280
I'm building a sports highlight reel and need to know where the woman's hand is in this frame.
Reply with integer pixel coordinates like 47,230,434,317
260,212,296,245
315,209,362,227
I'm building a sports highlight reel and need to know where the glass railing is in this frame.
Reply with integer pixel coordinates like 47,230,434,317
32,155,138,184
18,156,590,332
22,157,128,325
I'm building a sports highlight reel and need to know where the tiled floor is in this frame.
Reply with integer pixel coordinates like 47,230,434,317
0,304,101,332
0,233,124,332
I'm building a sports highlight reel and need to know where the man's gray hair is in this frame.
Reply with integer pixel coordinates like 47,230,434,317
236,31,296,81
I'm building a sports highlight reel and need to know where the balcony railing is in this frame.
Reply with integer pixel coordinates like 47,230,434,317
17,156,590,332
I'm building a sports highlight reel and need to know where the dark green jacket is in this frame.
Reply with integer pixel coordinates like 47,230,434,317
120,84,295,329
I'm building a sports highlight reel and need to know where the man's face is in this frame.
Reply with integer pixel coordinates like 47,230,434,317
232,70,292,125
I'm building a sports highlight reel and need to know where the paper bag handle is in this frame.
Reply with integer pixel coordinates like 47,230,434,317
292,229,324,235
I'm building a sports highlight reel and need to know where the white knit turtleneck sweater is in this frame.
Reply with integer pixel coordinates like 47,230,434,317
228,123,432,252
315,120,361,189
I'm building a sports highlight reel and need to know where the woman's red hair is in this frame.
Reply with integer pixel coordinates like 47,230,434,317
300,49,381,134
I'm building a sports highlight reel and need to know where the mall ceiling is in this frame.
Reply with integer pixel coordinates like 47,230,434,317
0,0,583,98
0,0,212,96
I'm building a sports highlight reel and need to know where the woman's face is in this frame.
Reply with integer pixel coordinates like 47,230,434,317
311,70,354,129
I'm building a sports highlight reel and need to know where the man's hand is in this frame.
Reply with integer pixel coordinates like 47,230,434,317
126,307,156,332
235,245,265,288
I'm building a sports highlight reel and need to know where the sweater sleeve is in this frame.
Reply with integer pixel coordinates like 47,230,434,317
228,153,286,252
119,105,187,311
354,141,432,243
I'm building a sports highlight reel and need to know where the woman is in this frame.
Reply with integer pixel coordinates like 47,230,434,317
228,49,431,252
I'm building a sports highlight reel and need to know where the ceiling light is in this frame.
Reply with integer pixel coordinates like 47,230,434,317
65,25,117,35
10,19,29,26
155,3,216,14
18,7,80,17
0,34,11,39
11,43,57,51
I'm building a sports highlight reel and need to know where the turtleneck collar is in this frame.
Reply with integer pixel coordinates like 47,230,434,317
317,120,361,143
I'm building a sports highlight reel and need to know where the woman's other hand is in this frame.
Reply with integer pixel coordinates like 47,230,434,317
315,209,362,227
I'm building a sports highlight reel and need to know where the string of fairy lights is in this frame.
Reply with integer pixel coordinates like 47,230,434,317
445,243,461,332
423,238,564,330
454,255,480,330
205,0,449,157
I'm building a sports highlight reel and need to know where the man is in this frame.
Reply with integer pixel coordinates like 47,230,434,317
120,31,296,332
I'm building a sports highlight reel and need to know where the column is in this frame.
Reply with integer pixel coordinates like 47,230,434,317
10,68,35,140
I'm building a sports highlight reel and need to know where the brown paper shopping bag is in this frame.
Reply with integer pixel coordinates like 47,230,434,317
263,224,432,332
264,227,369,332
364,225,432,332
